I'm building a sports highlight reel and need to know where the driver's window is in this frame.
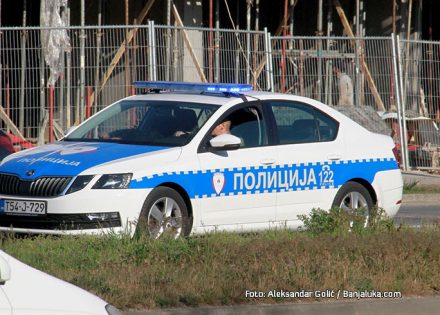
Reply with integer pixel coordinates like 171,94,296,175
214,106,267,149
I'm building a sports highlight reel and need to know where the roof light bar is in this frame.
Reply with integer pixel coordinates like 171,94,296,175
133,81,253,93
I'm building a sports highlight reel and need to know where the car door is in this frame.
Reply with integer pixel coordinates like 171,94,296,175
264,100,343,225
197,103,278,228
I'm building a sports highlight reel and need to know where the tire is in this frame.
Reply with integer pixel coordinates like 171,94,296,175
137,187,191,239
332,181,374,226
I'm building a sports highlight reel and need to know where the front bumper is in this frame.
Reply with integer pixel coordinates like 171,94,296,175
0,188,151,235
0,212,121,230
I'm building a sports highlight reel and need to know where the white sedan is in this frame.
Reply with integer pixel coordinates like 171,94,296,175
0,82,403,238
0,250,121,314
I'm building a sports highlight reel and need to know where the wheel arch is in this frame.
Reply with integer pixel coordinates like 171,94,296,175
156,182,193,219
344,178,377,205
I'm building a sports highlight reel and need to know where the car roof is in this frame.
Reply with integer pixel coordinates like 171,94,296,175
125,90,314,106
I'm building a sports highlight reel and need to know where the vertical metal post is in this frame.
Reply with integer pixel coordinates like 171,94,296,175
289,0,294,37
66,6,71,128
39,44,46,136
355,0,361,106
48,85,54,143
392,0,396,34
264,28,274,92
235,26,240,83
19,0,27,134
316,0,323,101
255,0,260,31
325,0,333,105
148,21,153,81
280,0,288,93
246,0,251,83
393,34,410,171
166,0,172,81
403,0,413,111
148,20,157,81
59,42,65,129
0,0,2,113
264,28,270,91
215,0,220,83
125,0,130,96
94,0,102,115
79,0,86,122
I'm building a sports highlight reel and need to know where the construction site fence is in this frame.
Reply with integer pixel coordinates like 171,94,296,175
0,24,439,171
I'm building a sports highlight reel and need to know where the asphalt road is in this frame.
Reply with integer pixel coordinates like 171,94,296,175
394,203,440,226
395,194,440,227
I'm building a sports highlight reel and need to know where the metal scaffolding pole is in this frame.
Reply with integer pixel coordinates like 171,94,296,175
355,0,361,106
125,0,130,96
79,0,86,122
215,0,220,83
0,0,2,114
166,0,172,81
19,0,27,134
66,6,72,128
325,0,333,105
246,0,251,83
316,0,323,101
94,0,102,114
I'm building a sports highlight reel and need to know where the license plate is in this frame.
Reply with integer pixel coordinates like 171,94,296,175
3,199,47,216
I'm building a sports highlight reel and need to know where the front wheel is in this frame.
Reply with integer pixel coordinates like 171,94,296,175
138,187,191,239
332,182,374,226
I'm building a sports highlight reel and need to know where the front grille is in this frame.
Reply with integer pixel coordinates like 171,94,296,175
0,213,122,230
0,174,72,197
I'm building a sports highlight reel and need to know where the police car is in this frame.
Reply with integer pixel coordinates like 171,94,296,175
0,82,402,238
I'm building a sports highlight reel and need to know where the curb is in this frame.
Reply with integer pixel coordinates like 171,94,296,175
402,172,440,187
402,193,440,203
124,297,440,315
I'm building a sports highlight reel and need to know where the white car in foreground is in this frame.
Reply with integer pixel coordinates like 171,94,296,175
0,250,121,314
0,82,403,238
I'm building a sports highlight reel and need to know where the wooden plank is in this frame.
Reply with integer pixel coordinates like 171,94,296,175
333,0,385,111
0,105,26,141
172,4,207,82
89,0,156,109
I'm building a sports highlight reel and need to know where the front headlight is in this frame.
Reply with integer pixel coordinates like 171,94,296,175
92,173,132,189
65,175,95,194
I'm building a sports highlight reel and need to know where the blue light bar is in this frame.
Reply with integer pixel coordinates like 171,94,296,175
133,81,253,93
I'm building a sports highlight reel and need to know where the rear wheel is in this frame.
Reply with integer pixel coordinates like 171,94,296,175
332,182,374,226
138,187,190,239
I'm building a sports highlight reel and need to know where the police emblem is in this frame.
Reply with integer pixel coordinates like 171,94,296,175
212,172,225,194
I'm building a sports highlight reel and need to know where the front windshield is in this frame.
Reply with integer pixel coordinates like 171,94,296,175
64,100,218,146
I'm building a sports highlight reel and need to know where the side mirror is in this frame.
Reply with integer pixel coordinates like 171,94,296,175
0,256,11,284
209,134,241,151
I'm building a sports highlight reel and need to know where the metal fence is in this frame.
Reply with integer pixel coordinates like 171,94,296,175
0,24,439,171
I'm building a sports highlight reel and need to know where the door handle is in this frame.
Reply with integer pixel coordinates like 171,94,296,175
327,154,342,161
260,158,276,165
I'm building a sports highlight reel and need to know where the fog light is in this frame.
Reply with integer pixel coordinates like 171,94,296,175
84,212,120,221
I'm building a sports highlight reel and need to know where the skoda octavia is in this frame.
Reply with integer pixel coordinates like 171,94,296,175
0,82,402,238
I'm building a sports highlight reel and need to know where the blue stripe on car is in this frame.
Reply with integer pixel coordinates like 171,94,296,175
129,158,398,198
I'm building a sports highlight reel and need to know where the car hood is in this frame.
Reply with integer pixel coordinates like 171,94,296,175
0,250,108,314
0,141,174,180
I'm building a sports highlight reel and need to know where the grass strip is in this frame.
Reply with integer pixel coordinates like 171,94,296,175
1,228,440,309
